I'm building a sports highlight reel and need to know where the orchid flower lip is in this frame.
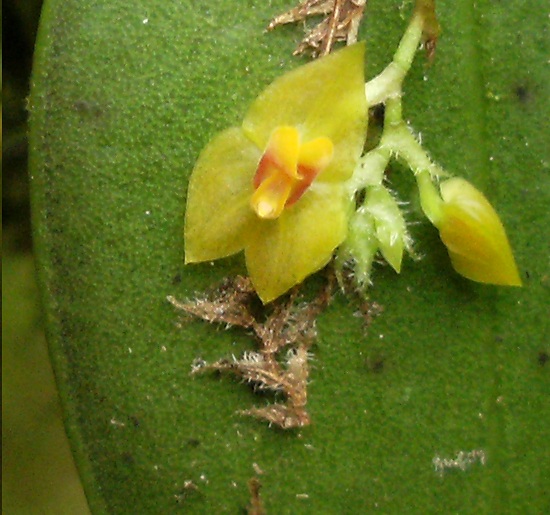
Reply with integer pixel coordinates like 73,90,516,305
250,125,334,220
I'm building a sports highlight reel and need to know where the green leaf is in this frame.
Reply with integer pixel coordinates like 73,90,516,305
29,1,549,513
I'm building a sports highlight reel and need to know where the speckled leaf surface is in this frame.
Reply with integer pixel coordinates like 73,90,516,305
29,1,549,513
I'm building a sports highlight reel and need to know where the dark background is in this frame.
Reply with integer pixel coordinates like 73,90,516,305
3,0,41,251
3,1,89,512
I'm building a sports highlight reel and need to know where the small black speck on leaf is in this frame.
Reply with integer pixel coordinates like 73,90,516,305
73,100,103,117
121,452,134,465
538,351,548,367
514,84,531,104
366,355,385,374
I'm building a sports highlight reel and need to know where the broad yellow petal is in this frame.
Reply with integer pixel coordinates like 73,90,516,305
439,178,522,286
245,184,350,303
242,43,367,184
185,127,260,263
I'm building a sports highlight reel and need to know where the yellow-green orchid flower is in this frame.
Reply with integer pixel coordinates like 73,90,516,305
185,44,368,303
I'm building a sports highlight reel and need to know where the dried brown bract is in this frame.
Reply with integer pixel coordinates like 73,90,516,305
268,0,367,57
358,299,383,333
167,276,258,329
168,274,334,429
247,477,266,515
415,0,441,62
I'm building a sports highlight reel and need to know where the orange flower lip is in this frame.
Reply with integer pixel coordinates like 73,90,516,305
250,126,334,219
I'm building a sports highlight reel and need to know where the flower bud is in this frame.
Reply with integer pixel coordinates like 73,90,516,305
364,186,412,274
436,177,521,286
337,185,412,291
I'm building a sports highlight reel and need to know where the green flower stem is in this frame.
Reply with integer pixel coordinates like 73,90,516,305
364,9,424,106
383,117,446,177
354,4,445,224
364,63,404,106
380,116,445,223
415,169,444,225
384,95,403,127
393,10,424,74
347,146,391,194
352,9,425,192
